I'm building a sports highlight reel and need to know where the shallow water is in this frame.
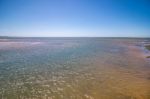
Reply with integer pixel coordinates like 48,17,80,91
0,37,150,99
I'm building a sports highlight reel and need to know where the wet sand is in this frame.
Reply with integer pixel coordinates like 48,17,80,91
0,38,150,99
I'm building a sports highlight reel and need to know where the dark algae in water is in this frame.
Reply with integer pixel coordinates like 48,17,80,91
145,45,150,58
146,56,150,58
145,45,150,51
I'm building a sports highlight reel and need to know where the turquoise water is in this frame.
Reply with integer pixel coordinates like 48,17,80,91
0,38,150,99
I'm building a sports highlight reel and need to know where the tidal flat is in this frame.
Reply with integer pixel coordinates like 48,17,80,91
0,37,150,99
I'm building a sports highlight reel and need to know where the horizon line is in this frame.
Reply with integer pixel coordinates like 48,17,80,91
0,36,150,38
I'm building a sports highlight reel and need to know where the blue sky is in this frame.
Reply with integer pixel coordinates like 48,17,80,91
0,0,150,37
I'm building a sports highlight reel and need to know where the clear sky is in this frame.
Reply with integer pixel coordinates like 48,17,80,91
0,0,150,37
